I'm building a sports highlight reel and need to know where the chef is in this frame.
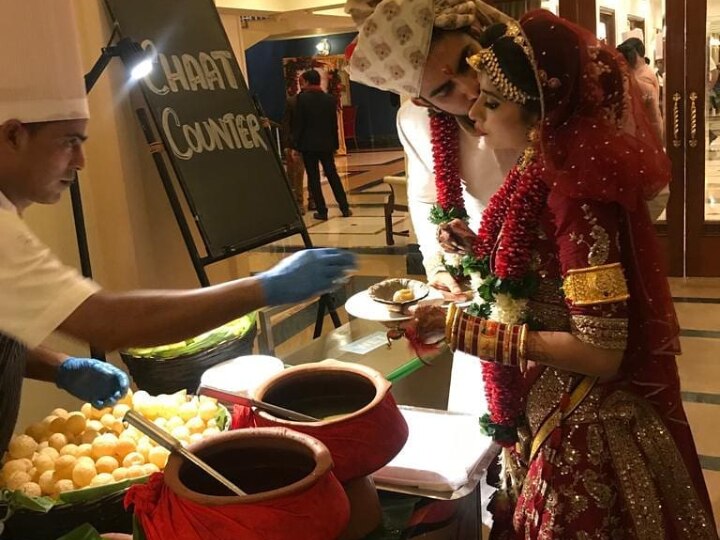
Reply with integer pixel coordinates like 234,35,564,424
0,0,355,456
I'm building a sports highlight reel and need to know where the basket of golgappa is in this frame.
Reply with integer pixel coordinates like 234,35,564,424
0,389,228,540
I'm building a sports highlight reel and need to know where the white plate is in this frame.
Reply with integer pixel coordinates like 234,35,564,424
345,288,444,323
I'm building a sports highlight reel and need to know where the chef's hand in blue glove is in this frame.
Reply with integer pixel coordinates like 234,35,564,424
56,358,130,409
257,248,356,306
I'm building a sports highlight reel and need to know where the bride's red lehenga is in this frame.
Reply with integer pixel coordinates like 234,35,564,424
453,10,717,539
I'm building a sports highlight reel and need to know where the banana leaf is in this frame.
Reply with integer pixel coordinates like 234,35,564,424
1,489,55,514
0,475,149,514
57,475,149,505
124,313,256,359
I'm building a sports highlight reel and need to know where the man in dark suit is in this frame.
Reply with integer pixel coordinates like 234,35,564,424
292,69,351,220
281,94,308,214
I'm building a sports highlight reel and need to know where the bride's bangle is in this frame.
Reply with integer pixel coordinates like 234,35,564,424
446,307,528,368
445,303,460,347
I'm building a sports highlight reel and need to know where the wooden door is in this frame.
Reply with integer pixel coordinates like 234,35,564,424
558,0,720,276
684,0,720,275
663,0,720,276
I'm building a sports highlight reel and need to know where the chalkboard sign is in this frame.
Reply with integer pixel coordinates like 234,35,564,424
104,0,303,260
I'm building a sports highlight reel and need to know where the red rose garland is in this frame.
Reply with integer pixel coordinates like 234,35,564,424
428,111,550,445
473,156,549,444
429,111,465,220
497,162,549,279
472,162,523,258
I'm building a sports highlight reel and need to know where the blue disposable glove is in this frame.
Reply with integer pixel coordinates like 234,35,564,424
257,248,357,306
56,358,130,409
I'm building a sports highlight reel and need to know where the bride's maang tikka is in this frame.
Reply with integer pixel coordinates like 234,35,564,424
467,22,539,105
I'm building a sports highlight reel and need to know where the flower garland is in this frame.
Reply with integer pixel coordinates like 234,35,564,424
429,111,467,225
428,119,550,444
427,111,468,276
470,151,549,445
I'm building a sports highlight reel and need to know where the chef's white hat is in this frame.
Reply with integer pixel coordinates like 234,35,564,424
0,0,89,125
621,28,645,43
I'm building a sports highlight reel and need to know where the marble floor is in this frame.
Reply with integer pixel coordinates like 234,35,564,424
247,148,720,531
264,149,415,251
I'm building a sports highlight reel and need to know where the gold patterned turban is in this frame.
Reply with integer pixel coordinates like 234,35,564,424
344,0,511,96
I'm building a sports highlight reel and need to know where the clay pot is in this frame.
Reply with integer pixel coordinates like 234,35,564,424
339,476,383,540
248,360,410,539
254,359,390,424
160,427,350,539
166,427,330,502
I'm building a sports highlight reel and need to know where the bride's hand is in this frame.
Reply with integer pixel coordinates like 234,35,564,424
402,303,447,345
437,218,476,254
429,271,470,302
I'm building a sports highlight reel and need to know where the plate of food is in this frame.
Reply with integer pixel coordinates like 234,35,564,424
345,279,444,323
368,279,430,312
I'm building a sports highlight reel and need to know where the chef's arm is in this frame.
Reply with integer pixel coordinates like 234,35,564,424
59,247,357,351
24,346,68,382
59,278,266,352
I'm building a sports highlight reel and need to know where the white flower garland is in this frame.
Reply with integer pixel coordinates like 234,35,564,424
444,253,462,268
429,248,528,326
490,293,528,325
468,272,527,326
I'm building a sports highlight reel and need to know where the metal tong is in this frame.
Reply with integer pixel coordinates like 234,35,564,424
196,385,320,422
123,410,247,496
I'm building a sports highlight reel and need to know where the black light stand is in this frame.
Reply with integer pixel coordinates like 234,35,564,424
70,27,151,360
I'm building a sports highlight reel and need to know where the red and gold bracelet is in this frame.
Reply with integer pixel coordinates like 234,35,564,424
445,306,529,368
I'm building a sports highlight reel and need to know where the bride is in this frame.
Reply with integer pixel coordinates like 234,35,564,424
407,10,716,539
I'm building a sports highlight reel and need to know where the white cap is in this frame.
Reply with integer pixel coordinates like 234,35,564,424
621,28,645,43
0,0,89,125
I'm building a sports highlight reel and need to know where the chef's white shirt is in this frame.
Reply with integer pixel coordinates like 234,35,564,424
0,191,100,348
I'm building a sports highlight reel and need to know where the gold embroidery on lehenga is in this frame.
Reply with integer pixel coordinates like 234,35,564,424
557,433,589,523
565,490,589,522
563,444,581,467
600,391,716,539
586,424,605,467
526,369,602,438
520,370,714,540
582,469,616,509
571,314,628,350
538,488,563,539
600,396,666,539
568,387,602,425
516,460,543,533
568,204,611,266
526,368,566,434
